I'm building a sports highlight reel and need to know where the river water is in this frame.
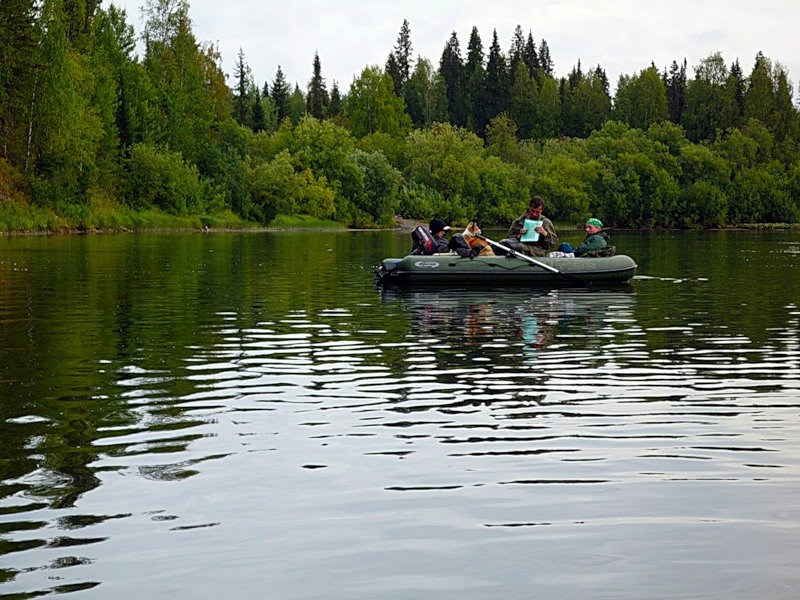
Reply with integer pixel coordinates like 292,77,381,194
1,230,799,599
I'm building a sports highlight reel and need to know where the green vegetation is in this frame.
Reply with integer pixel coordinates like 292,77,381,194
1,0,799,234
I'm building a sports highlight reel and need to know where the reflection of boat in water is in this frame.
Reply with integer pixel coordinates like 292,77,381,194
374,254,637,286
380,286,636,345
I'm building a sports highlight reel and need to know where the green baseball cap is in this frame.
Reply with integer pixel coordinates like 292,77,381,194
585,218,603,228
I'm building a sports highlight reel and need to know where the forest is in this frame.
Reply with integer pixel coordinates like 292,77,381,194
1,0,799,232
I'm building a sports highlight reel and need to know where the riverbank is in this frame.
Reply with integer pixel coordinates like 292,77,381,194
2,200,799,236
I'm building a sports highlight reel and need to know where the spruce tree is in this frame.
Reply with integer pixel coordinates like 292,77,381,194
385,52,401,95
464,26,485,134
666,59,687,124
538,39,554,77
392,19,413,93
233,48,251,125
508,25,525,78
523,32,539,79
306,51,329,118
252,86,265,132
728,59,746,119
271,65,290,123
328,81,342,117
482,29,510,130
438,31,466,126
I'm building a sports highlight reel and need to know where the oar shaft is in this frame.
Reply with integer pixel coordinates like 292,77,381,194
476,235,560,273
476,234,588,286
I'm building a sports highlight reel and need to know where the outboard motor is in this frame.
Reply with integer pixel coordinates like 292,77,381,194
410,226,435,255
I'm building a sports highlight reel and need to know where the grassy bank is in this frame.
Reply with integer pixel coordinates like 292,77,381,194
0,198,349,235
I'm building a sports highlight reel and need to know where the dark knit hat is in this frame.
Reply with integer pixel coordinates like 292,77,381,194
429,218,450,234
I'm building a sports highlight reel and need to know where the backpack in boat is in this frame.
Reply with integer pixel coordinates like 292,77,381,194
583,245,616,258
410,225,435,255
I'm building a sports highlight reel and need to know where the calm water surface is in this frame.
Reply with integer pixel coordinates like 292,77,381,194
1,230,799,599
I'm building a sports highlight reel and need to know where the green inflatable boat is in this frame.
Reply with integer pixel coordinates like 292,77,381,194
374,253,637,286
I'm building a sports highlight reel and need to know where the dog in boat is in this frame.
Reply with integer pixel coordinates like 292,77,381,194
461,222,495,256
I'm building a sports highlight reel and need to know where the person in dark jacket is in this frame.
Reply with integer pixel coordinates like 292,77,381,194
560,218,609,256
429,218,451,253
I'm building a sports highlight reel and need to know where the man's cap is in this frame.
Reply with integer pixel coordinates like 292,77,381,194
430,218,450,234
585,218,603,228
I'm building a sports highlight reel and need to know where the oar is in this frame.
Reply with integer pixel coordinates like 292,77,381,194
476,234,589,286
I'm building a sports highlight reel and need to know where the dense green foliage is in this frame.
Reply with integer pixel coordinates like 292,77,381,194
1,0,799,232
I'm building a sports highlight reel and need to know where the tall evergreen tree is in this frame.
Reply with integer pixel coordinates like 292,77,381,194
508,25,525,79
481,29,510,131
233,48,251,125
438,31,466,126
464,26,485,134
328,81,342,117
523,32,539,79
392,19,413,93
271,65,290,123
729,59,746,118
666,59,687,124
385,52,401,95
538,39,554,77
252,86,265,132
306,51,329,118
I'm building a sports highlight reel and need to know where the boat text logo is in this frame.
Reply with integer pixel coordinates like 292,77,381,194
414,260,440,269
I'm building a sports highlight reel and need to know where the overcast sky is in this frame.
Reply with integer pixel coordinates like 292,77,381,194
107,0,800,96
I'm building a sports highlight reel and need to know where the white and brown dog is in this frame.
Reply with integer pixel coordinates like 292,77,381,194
461,222,495,256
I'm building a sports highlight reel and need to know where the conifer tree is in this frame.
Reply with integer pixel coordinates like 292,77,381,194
728,59,746,118
306,51,329,118
271,65,290,123
464,26,485,134
328,81,342,117
385,53,401,95
509,25,525,78
438,31,466,126
392,19,413,94
666,59,687,124
233,48,251,125
538,39,554,77
523,32,539,79
252,86,265,132
482,29,510,130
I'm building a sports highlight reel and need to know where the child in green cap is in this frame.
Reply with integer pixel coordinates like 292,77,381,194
557,218,610,257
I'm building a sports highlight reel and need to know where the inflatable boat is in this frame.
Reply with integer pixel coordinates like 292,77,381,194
374,253,637,286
